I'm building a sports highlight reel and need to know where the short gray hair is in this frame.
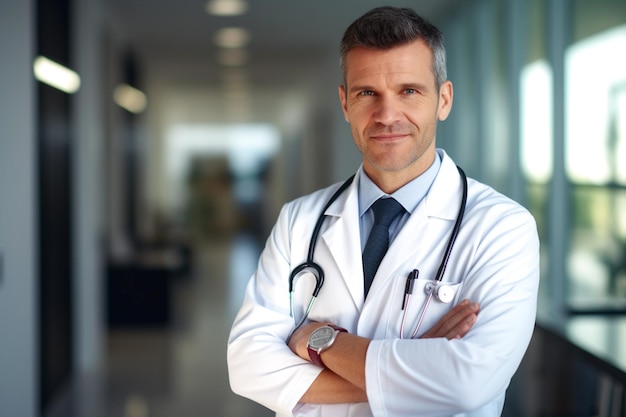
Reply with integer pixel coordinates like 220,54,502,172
339,6,447,90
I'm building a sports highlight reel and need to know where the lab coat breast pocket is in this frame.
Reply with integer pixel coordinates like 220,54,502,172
390,277,463,339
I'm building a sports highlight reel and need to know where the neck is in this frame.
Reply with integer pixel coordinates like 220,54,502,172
364,153,436,194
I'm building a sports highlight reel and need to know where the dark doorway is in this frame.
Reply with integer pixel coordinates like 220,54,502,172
37,0,74,411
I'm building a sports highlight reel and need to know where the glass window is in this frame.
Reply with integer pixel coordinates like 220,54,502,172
567,0,626,310
520,0,552,307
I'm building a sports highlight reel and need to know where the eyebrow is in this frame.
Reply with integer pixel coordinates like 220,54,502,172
347,84,374,94
348,82,432,94
399,82,432,92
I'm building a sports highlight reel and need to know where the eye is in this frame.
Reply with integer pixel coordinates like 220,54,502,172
404,88,417,95
358,90,375,96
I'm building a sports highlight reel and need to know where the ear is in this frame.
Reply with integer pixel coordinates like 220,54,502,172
437,80,453,121
338,84,349,122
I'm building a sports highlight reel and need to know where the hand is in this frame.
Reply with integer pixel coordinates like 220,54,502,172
288,321,328,361
420,299,479,340
287,299,478,360
288,322,369,403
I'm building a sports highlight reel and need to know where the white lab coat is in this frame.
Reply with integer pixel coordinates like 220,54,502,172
227,150,540,417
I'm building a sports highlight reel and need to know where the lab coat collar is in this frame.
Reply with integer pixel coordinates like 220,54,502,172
425,149,466,221
371,151,465,294
320,167,366,309
317,151,465,308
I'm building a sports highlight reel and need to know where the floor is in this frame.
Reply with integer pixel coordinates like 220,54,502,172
47,234,274,417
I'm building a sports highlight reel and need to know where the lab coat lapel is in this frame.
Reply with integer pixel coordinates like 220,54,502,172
368,154,464,293
318,176,364,309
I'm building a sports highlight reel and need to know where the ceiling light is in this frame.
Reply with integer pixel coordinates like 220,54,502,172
33,56,81,94
214,27,250,48
113,84,148,114
205,0,248,16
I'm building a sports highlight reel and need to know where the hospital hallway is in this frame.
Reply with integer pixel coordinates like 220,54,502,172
45,234,275,417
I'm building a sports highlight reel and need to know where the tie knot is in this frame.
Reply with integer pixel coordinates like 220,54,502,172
371,198,405,227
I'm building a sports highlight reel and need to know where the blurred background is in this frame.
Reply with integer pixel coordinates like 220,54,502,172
1,0,626,416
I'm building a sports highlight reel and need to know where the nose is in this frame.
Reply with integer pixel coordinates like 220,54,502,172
373,95,402,125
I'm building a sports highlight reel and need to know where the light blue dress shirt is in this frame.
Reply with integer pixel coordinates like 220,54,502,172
358,152,442,250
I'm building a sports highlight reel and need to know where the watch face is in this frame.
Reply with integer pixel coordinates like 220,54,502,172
309,326,335,349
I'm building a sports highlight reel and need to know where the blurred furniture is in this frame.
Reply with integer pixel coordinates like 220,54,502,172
107,242,192,326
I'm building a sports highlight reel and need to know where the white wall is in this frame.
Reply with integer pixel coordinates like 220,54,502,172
0,1,37,416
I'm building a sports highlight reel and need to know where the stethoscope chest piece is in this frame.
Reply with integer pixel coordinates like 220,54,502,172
290,165,468,337
436,284,454,303
424,282,454,304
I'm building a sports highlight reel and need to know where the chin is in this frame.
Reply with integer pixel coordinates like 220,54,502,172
368,159,414,173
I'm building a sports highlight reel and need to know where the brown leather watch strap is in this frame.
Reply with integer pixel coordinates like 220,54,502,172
307,325,347,367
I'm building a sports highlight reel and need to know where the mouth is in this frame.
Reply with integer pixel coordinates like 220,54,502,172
370,133,409,142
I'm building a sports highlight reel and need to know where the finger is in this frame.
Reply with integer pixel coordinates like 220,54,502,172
425,299,470,335
442,311,477,340
440,301,479,337
422,300,479,339
288,322,323,357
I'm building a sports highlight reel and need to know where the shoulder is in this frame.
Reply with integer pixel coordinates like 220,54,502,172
465,178,537,240
276,178,355,230
282,177,354,217
435,152,534,228
467,178,531,217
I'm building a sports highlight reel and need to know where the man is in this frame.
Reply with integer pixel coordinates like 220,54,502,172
228,6,539,417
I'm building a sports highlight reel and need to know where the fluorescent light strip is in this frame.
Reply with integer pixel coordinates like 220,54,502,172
113,84,148,114
33,56,81,94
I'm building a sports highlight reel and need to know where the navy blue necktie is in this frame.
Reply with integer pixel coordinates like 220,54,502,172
362,198,405,296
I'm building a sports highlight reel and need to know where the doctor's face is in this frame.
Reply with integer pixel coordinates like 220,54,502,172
339,40,453,192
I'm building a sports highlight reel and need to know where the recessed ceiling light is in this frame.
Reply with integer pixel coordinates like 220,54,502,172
214,27,250,48
205,0,248,16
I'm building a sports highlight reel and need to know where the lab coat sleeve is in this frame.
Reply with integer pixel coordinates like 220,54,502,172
227,202,323,415
365,203,540,417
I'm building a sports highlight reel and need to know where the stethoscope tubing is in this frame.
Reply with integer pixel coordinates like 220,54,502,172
400,166,467,338
288,175,354,319
289,166,467,338
433,166,467,283
287,177,354,338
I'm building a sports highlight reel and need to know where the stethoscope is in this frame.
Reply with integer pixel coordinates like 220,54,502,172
289,165,468,339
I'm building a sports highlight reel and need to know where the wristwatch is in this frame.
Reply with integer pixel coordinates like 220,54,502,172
307,325,347,367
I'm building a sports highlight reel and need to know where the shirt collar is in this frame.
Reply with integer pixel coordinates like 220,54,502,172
358,151,442,217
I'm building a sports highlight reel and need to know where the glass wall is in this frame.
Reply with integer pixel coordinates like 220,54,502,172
520,0,552,311
441,0,626,317
567,0,626,312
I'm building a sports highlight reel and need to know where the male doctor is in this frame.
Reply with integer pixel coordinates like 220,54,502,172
228,6,539,417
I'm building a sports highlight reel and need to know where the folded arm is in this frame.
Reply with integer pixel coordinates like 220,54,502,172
288,300,480,403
